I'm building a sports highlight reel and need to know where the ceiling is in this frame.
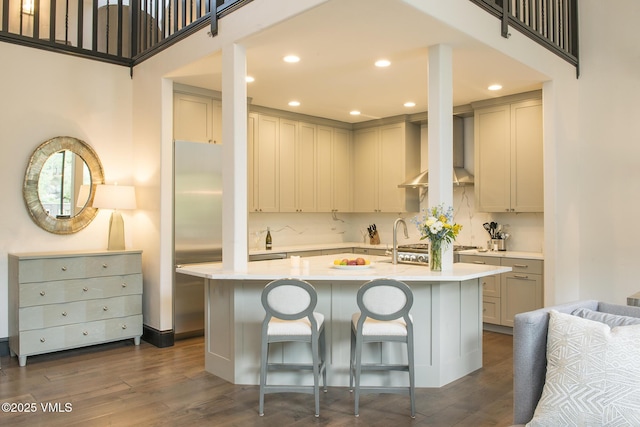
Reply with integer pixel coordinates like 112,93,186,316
167,0,548,124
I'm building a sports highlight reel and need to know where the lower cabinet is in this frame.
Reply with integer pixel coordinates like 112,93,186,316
459,254,543,327
8,250,143,366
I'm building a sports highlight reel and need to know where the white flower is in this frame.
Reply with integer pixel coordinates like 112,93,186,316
425,216,437,227
429,221,443,234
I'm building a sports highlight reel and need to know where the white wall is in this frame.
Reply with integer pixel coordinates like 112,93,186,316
0,43,133,338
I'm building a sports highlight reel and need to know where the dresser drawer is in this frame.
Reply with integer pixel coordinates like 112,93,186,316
19,274,142,307
18,315,143,356
480,274,500,298
458,254,501,266
482,297,501,325
19,295,142,331
18,253,142,283
501,258,543,275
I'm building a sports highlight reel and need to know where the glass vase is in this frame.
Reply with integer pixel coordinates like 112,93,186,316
430,240,442,272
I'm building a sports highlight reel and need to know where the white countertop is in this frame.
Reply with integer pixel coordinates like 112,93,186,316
177,253,511,282
457,249,544,260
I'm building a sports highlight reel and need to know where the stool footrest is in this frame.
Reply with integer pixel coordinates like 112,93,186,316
357,363,409,372
354,386,411,395
262,385,317,394
268,362,325,371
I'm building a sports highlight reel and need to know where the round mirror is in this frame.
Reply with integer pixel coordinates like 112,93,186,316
24,136,105,234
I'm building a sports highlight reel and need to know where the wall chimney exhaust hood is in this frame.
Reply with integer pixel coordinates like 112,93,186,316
398,116,474,188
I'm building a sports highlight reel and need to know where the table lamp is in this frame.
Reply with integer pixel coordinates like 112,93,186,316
92,184,137,250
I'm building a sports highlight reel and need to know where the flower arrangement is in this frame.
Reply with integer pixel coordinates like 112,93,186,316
412,204,462,271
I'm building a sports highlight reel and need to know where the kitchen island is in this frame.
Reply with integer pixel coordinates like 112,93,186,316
177,253,511,388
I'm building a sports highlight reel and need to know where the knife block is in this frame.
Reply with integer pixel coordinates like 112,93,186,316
370,231,380,245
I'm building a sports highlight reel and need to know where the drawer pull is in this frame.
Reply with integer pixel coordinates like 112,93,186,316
122,324,128,330
121,283,127,288
103,306,109,311
83,331,89,336
513,264,529,268
40,291,46,296
62,311,67,317
514,274,529,279
83,287,88,292
473,261,486,265
40,338,46,343
102,264,108,269
61,266,67,271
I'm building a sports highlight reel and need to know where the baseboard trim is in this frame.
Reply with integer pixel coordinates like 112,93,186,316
143,325,175,348
483,323,513,335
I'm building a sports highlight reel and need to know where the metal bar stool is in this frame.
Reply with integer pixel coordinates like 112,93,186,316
349,278,415,418
259,278,327,417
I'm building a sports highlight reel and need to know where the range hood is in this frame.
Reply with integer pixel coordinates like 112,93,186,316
398,117,474,188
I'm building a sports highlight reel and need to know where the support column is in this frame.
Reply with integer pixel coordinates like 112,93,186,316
427,44,454,270
222,43,248,272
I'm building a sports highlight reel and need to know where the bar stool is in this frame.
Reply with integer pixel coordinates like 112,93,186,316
349,278,415,418
259,278,327,417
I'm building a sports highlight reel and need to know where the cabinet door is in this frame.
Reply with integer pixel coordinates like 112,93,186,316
297,122,317,212
255,115,279,212
248,113,256,212
475,104,511,212
353,128,378,212
173,93,213,143
316,126,333,212
332,128,352,212
483,297,501,325
501,272,543,327
212,99,222,144
511,99,543,212
279,119,297,212
378,123,406,212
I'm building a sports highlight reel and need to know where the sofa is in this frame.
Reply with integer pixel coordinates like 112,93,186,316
513,299,640,426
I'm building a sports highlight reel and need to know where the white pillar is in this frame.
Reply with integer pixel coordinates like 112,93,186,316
222,43,248,272
428,44,454,270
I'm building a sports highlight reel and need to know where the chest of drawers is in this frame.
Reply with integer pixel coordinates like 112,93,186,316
8,250,143,366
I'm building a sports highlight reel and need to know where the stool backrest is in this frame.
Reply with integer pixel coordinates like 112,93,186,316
262,278,318,321
357,278,413,322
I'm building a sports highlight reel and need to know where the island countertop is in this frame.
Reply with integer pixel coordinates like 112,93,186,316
176,253,512,281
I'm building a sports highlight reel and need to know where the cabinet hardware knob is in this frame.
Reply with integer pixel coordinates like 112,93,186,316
83,331,89,336
514,274,529,279
482,282,486,286
122,324,127,330
103,306,108,311
61,266,67,271
62,311,67,316
513,264,528,268
102,264,108,268
40,291,46,296
483,308,486,312
83,287,88,292
121,283,127,288
40,338,46,342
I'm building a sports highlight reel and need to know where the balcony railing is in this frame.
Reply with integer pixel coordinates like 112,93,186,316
0,0,249,66
469,0,578,73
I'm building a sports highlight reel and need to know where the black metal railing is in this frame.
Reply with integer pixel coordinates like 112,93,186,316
0,0,249,66
470,0,578,73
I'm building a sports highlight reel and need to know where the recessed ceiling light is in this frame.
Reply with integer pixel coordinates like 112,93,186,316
246,76,255,83
283,55,300,63
488,84,503,91
350,110,361,116
404,102,416,108
288,101,300,107
375,59,391,67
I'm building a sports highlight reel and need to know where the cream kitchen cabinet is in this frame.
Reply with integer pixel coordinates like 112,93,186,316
8,250,143,366
173,92,222,144
317,126,352,212
353,122,420,213
279,119,317,212
248,113,280,212
474,97,543,212
458,254,543,327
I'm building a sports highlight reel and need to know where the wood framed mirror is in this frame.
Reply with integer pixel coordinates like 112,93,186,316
24,136,105,234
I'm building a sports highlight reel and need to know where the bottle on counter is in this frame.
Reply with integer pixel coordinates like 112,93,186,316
265,227,272,250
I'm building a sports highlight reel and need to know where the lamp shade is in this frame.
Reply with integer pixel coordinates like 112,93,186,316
93,184,137,210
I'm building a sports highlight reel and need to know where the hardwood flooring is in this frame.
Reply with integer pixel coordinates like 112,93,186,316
0,331,513,426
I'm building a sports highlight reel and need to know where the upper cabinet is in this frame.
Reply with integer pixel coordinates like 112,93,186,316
353,122,420,213
474,96,543,212
279,120,317,212
248,113,280,212
316,126,352,213
173,91,222,144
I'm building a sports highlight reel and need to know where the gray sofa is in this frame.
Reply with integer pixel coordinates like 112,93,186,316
513,299,640,425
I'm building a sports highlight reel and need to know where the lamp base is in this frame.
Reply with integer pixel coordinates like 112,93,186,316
107,211,126,250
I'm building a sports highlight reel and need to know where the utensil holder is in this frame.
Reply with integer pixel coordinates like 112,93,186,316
370,231,380,245
488,239,506,251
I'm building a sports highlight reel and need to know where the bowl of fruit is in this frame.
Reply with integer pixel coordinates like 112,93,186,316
331,257,372,269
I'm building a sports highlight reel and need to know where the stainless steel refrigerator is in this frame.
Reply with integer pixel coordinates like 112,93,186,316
173,140,222,339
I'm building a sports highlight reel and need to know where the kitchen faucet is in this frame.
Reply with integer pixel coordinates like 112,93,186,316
392,218,409,264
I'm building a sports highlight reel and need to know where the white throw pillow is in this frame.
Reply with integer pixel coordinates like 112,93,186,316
527,310,640,427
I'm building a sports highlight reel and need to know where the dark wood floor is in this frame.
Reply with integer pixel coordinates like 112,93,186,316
0,331,513,426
